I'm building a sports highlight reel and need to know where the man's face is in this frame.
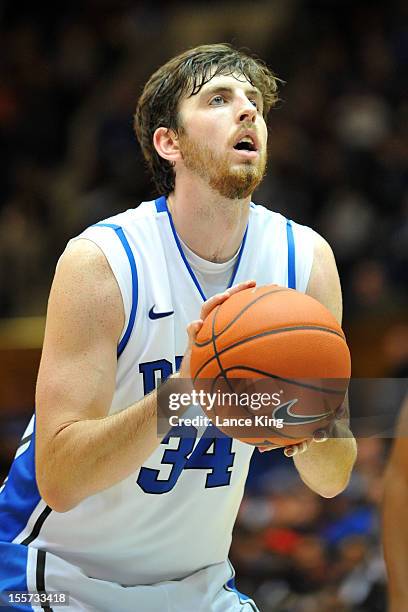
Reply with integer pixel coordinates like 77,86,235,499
176,73,268,199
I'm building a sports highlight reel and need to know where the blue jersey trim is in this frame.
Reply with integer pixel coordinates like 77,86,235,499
155,195,167,213
163,202,207,301
229,226,248,289
0,422,41,544
154,196,249,302
0,543,31,610
94,223,138,357
225,576,257,610
286,219,296,290
225,577,251,600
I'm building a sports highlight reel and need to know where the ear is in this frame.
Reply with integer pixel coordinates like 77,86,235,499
153,127,182,164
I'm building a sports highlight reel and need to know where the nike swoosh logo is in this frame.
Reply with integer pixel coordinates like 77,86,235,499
272,399,332,426
149,306,174,320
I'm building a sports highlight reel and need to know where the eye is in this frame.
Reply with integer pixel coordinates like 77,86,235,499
249,98,263,113
210,95,226,105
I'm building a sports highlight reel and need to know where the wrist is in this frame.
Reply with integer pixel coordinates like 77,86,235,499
156,372,193,419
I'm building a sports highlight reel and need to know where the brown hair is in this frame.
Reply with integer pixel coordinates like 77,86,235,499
134,43,280,195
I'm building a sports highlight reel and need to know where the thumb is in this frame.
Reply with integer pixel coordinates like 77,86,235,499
179,320,203,380
186,320,203,347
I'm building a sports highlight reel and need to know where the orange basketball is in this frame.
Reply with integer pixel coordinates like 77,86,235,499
190,285,351,449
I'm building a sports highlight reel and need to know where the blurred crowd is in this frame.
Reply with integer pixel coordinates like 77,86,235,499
0,0,407,610
231,438,388,611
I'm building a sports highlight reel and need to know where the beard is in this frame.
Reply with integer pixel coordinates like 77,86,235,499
178,129,267,200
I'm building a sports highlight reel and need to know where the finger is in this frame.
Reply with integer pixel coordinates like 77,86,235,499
297,440,309,454
284,440,309,457
225,279,256,297
313,429,328,443
200,280,256,319
200,280,256,321
186,320,203,344
200,292,230,321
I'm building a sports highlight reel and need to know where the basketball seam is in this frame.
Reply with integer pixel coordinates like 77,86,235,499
241,441,283,447
195,287,291,347
208,376,306,441
211,304,235,393
193,325,347,382
205,371,341,446
219,366,346,395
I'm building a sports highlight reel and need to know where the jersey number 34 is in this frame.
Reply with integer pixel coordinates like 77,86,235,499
137,359,236,494
137,426,235,494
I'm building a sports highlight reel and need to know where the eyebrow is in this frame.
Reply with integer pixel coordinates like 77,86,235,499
201,85,262,101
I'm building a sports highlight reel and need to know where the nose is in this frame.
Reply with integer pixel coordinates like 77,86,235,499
236,99,257,124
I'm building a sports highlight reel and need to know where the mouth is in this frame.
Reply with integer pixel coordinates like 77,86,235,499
232,133,259,158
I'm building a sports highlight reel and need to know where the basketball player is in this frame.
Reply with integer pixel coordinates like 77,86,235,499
383,394,408,611
0,44,357,611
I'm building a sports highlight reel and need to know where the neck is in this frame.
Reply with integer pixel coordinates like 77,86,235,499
166,179,251,263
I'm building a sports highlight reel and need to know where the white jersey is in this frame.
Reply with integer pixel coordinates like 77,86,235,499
0,197,315,611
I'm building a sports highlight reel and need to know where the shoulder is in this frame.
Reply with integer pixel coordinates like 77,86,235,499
60,238,114,282
91,200,157,229
307,231,339,284
250,205,340,315
250,202,316,240
52,239,124,340
305,230,342,323
309,230,335,258
250,202,285,225
70,200,158,278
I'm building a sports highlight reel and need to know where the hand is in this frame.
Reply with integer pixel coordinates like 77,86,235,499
283,429,328,457
178,280,256,379
259,399,349,456
258,429,329,456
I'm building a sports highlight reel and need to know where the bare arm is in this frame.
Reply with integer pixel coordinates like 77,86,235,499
35,239,165,512
291,232,357,498
383,396,408,611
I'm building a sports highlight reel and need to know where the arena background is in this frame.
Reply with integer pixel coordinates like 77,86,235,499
0,1,407,610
